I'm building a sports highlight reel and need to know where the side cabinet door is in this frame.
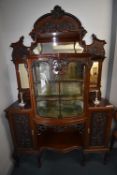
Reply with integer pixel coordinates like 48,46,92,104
89,110,112,147
11,113,33,149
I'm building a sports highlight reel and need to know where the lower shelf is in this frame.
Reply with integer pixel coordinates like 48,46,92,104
37,130,83,151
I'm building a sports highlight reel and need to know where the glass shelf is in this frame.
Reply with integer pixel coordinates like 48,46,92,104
36,95,83,100
34,79,84,84
36,99,83,118
34,81,83,96
61,100,83,117
37,100,59,118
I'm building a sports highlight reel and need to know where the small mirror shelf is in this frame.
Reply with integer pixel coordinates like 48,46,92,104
33,42,84,55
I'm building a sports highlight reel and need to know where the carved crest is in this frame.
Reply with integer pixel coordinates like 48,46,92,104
10,36,29,61
86,34,106,58
51,5,65,18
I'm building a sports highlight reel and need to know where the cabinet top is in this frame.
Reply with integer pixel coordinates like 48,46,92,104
89,99,114,110
5,99,114,114
5,101,32,113
10,6,106,63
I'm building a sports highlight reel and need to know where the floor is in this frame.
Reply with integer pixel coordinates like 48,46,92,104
11,149,117,175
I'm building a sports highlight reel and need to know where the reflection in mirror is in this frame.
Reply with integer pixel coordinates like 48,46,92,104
61,100,83,117
90,62,99,85
33,42,84,54
33,43,42,54
19,64,29,88
53,42,84,53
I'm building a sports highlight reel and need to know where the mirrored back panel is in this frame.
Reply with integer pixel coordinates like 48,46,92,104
33,42,84,55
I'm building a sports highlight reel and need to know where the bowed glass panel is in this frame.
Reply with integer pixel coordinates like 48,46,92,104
32,58,85,118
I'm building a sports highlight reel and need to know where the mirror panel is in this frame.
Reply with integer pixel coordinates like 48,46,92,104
33,42,84,54
19,64,29,88
90,62,99,87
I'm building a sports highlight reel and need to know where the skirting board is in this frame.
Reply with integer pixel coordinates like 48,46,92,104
1,160,14,175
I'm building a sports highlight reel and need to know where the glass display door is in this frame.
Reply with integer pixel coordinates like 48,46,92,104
32,57,85,118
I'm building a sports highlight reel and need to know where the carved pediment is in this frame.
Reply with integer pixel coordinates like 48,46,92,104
30,5,87,41
10,6,106,61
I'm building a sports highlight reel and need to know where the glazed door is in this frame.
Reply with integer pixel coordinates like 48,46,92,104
32,57,87,119
32,58,59,118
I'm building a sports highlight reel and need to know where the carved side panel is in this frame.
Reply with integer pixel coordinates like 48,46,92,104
90,112,107,146
13,114,32,148
36,123,85,134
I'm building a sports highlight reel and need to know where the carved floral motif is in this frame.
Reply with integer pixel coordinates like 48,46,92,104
90,112,107,146
36,123,84,134
13,114,32,148
29,5,87,40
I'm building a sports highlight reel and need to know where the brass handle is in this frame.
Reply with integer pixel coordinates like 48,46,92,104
32,130,34,135
88,128,90,134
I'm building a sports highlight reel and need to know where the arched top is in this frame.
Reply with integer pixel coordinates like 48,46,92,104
10,6,106,61
30,5,87,41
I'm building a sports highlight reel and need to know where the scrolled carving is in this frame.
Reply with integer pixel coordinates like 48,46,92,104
36,123,84,134
10,36,30,61
86,34,106,58
35,22,77,33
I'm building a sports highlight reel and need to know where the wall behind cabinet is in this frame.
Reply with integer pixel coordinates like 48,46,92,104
0,16,14,175
109,34,117,105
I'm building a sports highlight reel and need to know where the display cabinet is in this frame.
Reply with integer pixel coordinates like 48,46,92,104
5,6,114,165
30,53,90,119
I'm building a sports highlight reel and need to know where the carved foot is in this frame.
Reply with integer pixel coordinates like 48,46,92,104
110,136,115,151
103,152,110,165
80,150,86,166
37,150,44,168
